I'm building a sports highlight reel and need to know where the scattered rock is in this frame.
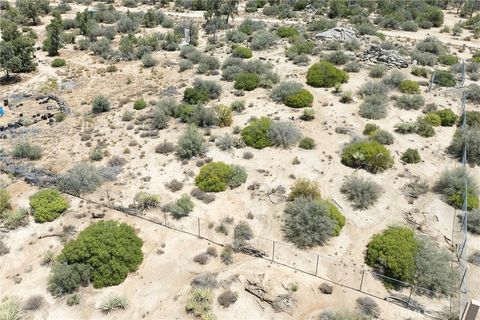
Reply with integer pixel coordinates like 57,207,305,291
319,283,333,294
357,45,410,68
316,27,358,42
91,212,105,219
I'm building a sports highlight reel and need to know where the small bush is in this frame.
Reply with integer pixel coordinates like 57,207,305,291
369,65,385,78
369,129,394,145
435,109,457,126
51,58,66,67
401,148,421,164
234,72,260,91
277,26,298,38
299,137,315,149
250,30,278,50
12,142,42,160
300,108,315,120
58,163,103,196
448,126,480,166
215,105,232,127
66,294,80,306
92,95,110,114
169,194,194,219
325,51,349,65
141,54,158,68
344,61,360,72
433,70,456,87
215,134,233,151
363,123,379,135
48,263,91,297
438,54,459,65
411,66,429,78
395,94,425,110
382,70,406,88
267,121,302,148
23,295,43,311
0,296,23,320
400,80,420,94
306,61,348,88
179,59,193,72
191,273,218,289
424,112,442,126
155,141,175,154
233,221,254,248
434,168,479,210
218,290,238,308
272,81,303,103
176,126,206,159
30,189,69,223
133,99,147,110
357,81,389,97
402,178,429,200
100,295,128,314
341,140,394,173
220,245,234,264
186,288,214,320
231,100,245,112
134,192,160,210
284,89,313,108
195,162,247,192
358,95,388,120
288,178,321,201
284,197,345,248
232,46,252,59
190,188,216,204
340,175,383,210
241,117,272,149
467,209,480,235
356,297,380,318
2,208,29,230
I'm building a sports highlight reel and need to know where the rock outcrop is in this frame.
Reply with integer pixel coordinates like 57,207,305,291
357,45,410,68
315,27,358,42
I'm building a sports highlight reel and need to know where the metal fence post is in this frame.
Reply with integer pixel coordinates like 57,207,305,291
360,270,365,291
197,217,201,238
163,212,167,226
271,241,275,262
315,254,319,276
407,286,413,306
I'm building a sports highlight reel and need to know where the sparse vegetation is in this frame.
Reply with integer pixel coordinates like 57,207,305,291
341,140,394,173
340,175,383,210
30,189,69,223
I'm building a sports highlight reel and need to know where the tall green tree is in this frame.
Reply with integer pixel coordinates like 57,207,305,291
43,11,63,56
0,19,36,79
16,0,50,25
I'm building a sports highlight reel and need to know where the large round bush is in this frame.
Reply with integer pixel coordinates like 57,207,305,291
234,72,260,91
30,189,69,223
341,141,394,173
306,61,348,88
366,226,418,282
195,162,247,192
241,117,273,149
284,89,314,108
58,220,143,288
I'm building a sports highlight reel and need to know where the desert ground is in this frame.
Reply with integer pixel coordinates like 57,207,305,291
1,1,480,320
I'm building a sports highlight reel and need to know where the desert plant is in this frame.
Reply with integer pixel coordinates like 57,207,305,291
288,179,321,201
434,168,479,210
231,100,245,112
215,105,232,127
344,61,360,72
448,126,480,166
433,70,456,87
358,95,388,119
92,95,110,114
195,162,246,192
363,123,379,135
399,80,420,94
395,94,425,110
415,118,435,137
369,65,385,78
176,125,206,159
402,178,429,200
133,99,147,110
155,141,175,154
306,61,348,88
465,84,480,103
340,175,383,210
134,192,160,210
277,26,298,38
267,121,302,148
100,295,128,314
191,273,218,289
0,189,11,215
271,81,303,102
357,81,389,97
424,112,442,126
284,89,314,108
356,297,380,317
369,129,394,145
12,142,42,160
467,209,480,235
438,54,459,65
220,245,234,264
232,46,252,59
283,197,344,248
51,58,66,67
55,221,143,290
299,137,315,149
215,134,233,151
58,163,103,196
401,149,421,164
30,189,68,223
23,295,43,311
234,72,260,91
185,288,214,320
241,117,272,149
325,50,349,65
218,289,238,308
341,140,394,173
412,66,429,78
435,109,457,126
382,70,406,88
47,263,92,297
0,296,23,320
250,30,278,50
169,194,194,219
2,208,29,230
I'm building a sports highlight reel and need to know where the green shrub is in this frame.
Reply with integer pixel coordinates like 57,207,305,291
100,295,128,314
48,263,91,297
176,126,206,159
169,194,194,219
186,288,214,320
466,84,480,103
357,81,389,97
268,121,302,148
195,162,247,192
272,81,303,103
277,26,298,38
433,70,456,87
435,109,457,126
411,66,429,78
12,142,42,160
133,99,146,110
344,61,360,73
58,163,103,196
233,221,254,248
54,112,66,122
369,65,385,78
284,89,313,108
299,137,315,149
288,178,321,201
232,46,252,59
134,192,160,210
363,123,379,135
424,112,442,126
434,167,479,210
234,72,260,91
306,61,348,88
250,30,278,50
341,140,394,173
400,80,420,94
325,50,349,65
283,197,344,248
141,54,158,67
468,209,480,235
183,87,209,104
340,175,383,210
369,129,394,145
401,148,421,164
241,117,272,149
30,189,69,223
51,58,66,67
92,95,110,114
300,108,315,120
1,208,28,230
395,94,425,110
57,221,143,289
366,226,418,282
214,104,232,127
382,70,406,88
438,54,459,65
448,126,480,166
415,118,435,137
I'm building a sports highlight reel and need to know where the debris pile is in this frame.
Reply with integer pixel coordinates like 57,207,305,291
357,45,410,68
